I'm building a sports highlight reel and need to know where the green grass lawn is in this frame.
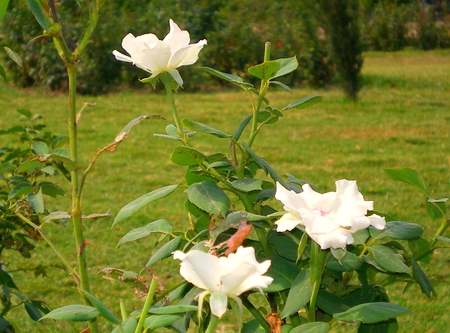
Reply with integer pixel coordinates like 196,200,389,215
0,49,449,332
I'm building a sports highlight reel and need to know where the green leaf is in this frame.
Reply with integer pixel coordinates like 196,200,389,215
384,168,429,196
273,56,299,79
435,235,450,244
281,269,313,318
185,181,230,216
0,65,6,80
40,305,99,322
233,114,252,141
146,236,181,267
0,0,9,22
426,197,447,219
4,46,22,67
25,0,52,30
51,136,69,149
148,305,197,314
248,60,280,80
182,119,231,138
38,181,66,197
112,316,137,333
117,219,172,247
171,146,206,166
8,183,34,199
144,314,183,330
317,290,350,315
16,160,45,173
24,301,43,321
290,322,330,333
326,251,364,272
265,254,299,292
357,319,399,333
33,142,50,155
334,302,410,324
201,67,254,91
28,190,44,214
369,245,410,274
113,184,178,226
412,259,436,299
231,179,263,192
375,221,423,240
270,80,291,92
38,153,79,171
282,95,323,111
17,108,32,119
79,290,120,324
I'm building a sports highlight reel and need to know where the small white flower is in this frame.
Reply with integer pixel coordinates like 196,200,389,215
113,19,207,86
173,246,273,319
275,180,386,250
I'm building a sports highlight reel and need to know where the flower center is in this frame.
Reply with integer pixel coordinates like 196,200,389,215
313,207,329,216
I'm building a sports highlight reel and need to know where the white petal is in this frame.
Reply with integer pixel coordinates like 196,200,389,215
209,292,228,318
334,179,373,215
368,214,386,230
164,19,190,54
310,228,351,250
173,250,221,292
275,212,302,232
112,50,133,63
220,247,272,295
303,214,338,234
300,184,336,212
275,182,309,212
178,40,208,66
135,41,171,73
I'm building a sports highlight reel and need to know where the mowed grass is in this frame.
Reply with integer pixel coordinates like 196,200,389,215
0,49,449,332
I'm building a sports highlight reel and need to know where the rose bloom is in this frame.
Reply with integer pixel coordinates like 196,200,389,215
113,19,207,86
275,180,386,250
173,246,273,319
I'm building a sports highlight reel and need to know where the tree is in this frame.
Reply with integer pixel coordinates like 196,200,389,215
318,0,364,100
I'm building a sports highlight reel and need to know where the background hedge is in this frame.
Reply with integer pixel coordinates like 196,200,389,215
1,0,449,94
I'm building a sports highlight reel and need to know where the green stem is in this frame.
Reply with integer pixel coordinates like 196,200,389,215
241,296,271,332
429,219,449,249
248,43,271,148
68,64,98,333
15,211,75,276
120,299,127,321
205,315,220,333
308,244,326,322
308,276,321,322
135,278,159,333
161,73,188,145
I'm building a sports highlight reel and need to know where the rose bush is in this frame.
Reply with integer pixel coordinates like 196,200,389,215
9,2,448,332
